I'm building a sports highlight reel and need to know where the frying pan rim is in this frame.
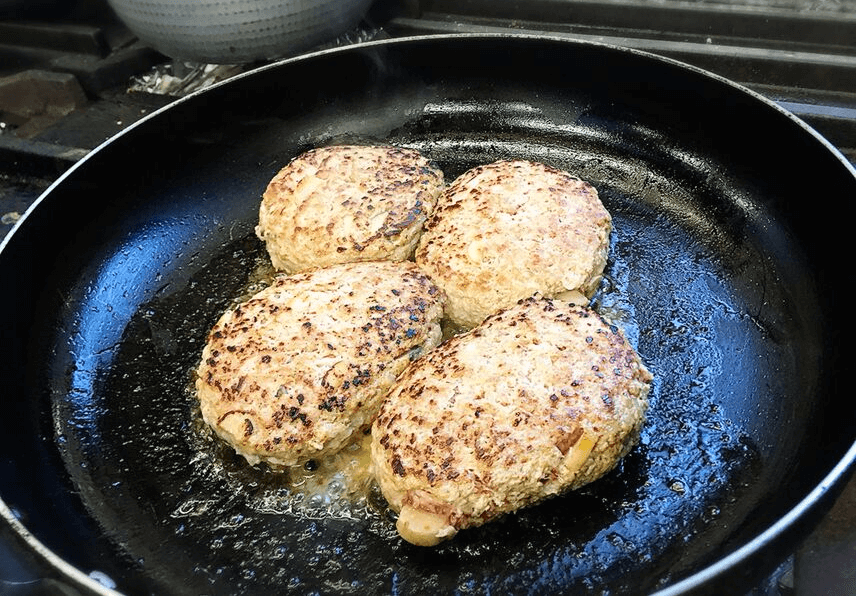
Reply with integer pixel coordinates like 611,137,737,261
1,32,855,596
651,442,856,595
2,31,855,259
0,499,117,595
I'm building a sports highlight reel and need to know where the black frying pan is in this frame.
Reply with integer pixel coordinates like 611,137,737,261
1,34,854,595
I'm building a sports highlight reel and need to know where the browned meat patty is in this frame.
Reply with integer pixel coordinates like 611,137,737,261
256,145,444,273
196,260,446,468
370,295,652,546
415,159,612,328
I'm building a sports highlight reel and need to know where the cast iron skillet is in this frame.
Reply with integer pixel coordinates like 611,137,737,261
1,34,855,595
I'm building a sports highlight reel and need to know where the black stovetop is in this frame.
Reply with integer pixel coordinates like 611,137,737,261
2,1,854,595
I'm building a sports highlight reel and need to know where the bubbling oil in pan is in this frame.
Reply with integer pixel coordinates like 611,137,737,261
182,244,639,525
180,217,752,545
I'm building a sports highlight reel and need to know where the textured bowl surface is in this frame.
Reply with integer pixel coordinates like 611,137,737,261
107,0,374,63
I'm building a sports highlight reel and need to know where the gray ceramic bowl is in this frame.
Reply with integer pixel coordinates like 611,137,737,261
106,0,374,63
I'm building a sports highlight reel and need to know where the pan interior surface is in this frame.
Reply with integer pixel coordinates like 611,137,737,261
0,36,852,595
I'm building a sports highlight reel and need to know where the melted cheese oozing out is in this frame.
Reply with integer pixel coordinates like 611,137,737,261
396,506,458,546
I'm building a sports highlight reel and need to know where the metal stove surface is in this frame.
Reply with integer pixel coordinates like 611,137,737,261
1,1,855,595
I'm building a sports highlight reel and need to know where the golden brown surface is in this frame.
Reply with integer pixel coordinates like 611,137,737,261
196,260,446,468
256,145,444,273
370,295,652,546
415,159,612,328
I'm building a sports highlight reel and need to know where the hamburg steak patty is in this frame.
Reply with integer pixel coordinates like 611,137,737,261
370,295,652,546
415,159,612,328
196,260,446,468
256,145,444,273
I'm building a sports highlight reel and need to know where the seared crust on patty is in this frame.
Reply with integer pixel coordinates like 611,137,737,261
415,159,612,328
256,145,444,273
196,260,446,467
370,295,652,546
